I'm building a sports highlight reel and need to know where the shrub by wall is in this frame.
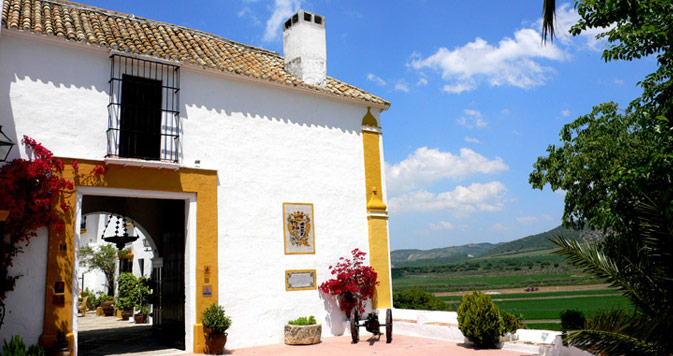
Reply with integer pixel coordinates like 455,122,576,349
457,291,504,348
393,288,450,311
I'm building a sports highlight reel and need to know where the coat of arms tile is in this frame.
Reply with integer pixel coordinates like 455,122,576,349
283,202,315,254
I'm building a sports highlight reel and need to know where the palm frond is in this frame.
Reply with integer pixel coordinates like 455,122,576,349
567,309,669,356
541,0,556,44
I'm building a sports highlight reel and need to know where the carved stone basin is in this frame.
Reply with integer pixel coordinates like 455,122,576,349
284,324,322,345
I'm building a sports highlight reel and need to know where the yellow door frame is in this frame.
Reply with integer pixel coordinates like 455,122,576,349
38,158,218,353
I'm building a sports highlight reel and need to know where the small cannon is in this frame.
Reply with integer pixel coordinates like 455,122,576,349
349,308,393,343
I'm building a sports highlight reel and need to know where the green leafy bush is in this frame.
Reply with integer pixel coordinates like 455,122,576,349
134,276,152,314
201,303,232,334
393,288,450,311
115,272,137,311
288,316,316,325
501,311,522,334
559,309,585,332
457,291,504,348
1,335,45,356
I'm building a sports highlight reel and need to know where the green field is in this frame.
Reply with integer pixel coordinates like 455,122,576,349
438,289,620,302
393,273,598,292
525,323,562,331
495,295,632,320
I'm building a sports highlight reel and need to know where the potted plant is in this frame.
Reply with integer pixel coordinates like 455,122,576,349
201,303,231,355
115,272,137,320
100,295,115,316
134,276,152,324
47,330,70,356
284,316,321,345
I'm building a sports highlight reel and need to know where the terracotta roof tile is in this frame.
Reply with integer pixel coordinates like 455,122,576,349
1,0,390,109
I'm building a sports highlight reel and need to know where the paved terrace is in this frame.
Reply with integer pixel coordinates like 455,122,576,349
176,335,542,356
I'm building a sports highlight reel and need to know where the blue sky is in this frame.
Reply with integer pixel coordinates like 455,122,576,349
89,0,656,250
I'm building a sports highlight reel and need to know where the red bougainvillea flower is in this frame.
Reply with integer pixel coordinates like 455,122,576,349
319,248,379,317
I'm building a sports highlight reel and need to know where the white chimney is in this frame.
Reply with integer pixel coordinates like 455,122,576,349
283,10,326,87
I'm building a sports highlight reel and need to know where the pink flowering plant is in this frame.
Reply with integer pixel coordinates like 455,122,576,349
319,248,379,317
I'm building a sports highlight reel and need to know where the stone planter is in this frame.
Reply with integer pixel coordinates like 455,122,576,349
284,324,322,345
203,328,227,355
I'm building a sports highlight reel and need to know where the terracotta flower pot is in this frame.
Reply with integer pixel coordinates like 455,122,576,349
102,300,114,316
203,327,227,355
134,313,148,324
121,309,133,320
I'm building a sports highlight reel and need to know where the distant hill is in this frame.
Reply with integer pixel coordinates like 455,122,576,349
482,225,589,257
391,225,597,266
390,243,498,267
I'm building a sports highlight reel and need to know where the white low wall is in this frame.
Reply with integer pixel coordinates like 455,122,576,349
391,309,593,356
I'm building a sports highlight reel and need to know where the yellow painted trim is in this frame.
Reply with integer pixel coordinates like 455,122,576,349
361,119,392,309
285,269,317,291
38,158,218,354
361,107,379,127
282,202,316,255
367,215,391,309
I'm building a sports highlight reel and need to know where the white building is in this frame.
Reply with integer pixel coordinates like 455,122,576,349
0,0,392,353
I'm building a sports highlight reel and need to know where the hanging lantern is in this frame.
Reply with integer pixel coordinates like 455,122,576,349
102,214,138,251
0,125,16,162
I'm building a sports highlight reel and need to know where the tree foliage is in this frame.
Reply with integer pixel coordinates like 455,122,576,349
80,244,117,296
533,1,673,354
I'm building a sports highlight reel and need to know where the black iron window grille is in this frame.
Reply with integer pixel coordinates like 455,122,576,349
108,54,180,162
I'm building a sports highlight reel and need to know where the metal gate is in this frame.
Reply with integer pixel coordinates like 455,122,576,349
152,231,185,350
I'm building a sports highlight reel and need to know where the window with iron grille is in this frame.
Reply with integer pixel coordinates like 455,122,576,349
108,54,180,162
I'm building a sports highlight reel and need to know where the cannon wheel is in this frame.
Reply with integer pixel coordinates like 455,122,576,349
350,308,359,343
385,308,393,343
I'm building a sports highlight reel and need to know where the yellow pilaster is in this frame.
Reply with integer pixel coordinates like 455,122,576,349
361,108,392,309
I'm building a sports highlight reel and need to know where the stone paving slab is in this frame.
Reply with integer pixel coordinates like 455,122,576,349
176,334,542,356
78,312,183,356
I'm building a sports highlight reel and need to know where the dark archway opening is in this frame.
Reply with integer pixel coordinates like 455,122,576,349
77,196,185,356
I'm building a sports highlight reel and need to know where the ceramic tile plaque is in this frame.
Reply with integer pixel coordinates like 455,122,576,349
283,203,315,254
285,269,316,291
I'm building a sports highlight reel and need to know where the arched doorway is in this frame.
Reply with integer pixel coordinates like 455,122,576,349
76,195,186,355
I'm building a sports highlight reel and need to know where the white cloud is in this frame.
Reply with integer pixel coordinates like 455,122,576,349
614,79,624,85
367,73,387,86
410,26,565,93
388,181,507,214
237,7,261,25
430,221,454,231
561,109,571,117
417,77,428,86
464,137,481,144
492,223,512,231
457,109,487,128
262,0,301,42
385,147,508,194
501,108,510,115
394,81,410,93
542,214,553,221
517,216,538,224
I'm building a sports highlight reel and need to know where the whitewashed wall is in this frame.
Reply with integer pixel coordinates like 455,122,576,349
0,31,381,349
0,228,48,346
